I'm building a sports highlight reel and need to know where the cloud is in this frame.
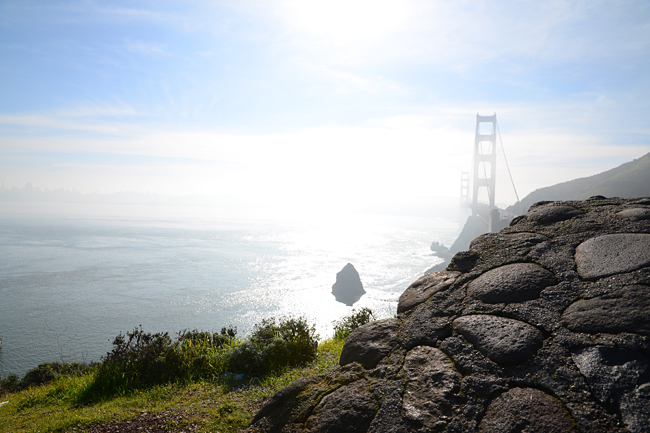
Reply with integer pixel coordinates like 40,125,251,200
56,104,145,118
300,63,406,95
238,0,650,72
125,41,167,56
1,113,647,211
0,115,122,135
93,5,169,22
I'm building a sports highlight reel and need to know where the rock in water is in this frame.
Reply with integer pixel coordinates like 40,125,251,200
332,263,365,306
249,197,650,433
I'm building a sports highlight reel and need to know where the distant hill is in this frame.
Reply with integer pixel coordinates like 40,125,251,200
508,151,650,213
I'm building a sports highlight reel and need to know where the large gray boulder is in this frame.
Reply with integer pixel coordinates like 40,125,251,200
250,197,650,433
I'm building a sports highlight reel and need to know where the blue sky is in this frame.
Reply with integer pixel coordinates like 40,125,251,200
1,0,649,211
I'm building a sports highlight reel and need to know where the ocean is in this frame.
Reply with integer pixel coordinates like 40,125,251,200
0,203,459,377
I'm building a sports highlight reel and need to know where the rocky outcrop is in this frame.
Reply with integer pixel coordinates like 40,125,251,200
332,263,366,306
249,197,650,433
427,215,512,274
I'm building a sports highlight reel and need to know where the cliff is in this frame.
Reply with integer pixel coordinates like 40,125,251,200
249,196,650,433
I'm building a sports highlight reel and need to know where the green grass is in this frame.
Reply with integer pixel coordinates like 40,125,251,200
0,337,345,433
0,310,370,433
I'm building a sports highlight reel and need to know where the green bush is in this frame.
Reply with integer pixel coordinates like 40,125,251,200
0,374,20,395
89,318,318,396
89,325,238,397
227,316,318,375
177,327,237,348
333,308,375,341
3,317,319,400
0,362,92,395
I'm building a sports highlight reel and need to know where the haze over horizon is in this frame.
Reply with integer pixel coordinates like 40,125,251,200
1,1,649,214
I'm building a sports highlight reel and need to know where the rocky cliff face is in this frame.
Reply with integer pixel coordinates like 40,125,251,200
249,196,650,433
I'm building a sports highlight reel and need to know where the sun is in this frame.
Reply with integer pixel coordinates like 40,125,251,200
278,0,412,48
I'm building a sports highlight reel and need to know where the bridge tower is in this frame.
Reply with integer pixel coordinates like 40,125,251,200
471,113,497,215
460,171,469,204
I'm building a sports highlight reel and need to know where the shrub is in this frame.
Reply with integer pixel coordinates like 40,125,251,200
90,325,238,396
333,308,375,341
0,362,92,395
176,326,237,350
227,316,318,375
0,374,20,395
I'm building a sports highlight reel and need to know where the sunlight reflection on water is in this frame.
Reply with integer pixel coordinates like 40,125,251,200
0,204,458,377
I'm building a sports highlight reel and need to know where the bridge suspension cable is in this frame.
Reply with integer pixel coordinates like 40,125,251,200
495,119,523,215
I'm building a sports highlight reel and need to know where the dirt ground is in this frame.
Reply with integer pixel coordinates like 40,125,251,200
79,409,200,433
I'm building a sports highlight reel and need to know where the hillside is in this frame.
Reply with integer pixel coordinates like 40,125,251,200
508,151,650,212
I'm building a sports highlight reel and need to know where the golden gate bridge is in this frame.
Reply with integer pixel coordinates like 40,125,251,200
460,113,522,232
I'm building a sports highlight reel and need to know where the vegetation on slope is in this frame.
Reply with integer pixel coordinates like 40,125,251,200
509,151,650,212
0,309,376,432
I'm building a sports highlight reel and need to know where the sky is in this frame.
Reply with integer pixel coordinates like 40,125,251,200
1,0,649,213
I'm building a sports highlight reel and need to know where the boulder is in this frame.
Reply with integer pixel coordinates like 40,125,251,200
332,263,365,306
250,197,650,433
478,387,578,433
467,263,556,303
453,315,544,366
339,319,400,369
575,233,650,279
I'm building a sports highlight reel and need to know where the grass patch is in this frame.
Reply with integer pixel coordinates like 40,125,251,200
0,310,368,432
0,337,344,433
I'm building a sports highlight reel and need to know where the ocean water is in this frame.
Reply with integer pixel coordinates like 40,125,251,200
0,203,459,377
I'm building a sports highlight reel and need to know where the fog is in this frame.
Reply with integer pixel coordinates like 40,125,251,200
1,1,649,217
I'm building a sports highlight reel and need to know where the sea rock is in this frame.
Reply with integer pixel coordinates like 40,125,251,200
249,197,650,433
430,240,451,259
332,263,366,306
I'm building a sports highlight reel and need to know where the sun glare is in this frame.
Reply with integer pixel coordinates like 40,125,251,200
280,0,411,47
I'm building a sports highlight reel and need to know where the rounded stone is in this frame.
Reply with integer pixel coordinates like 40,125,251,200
453,315,544,366
526,205,582,224
627,198,650,205
479,387,577,433
467,263,556,303
617,208,650,220
339,318,400,369
402,346,462,430
305,379,378,433
562,285,650,336
398,270,460,314
575,233,650,279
